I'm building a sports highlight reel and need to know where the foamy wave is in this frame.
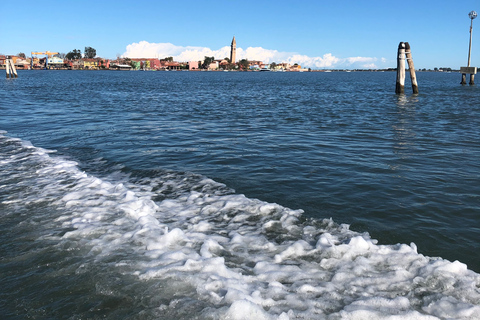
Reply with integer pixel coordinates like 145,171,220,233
1,132,479,319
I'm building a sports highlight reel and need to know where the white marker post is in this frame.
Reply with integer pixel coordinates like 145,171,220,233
405,42,419,94
395,42,406,94
5,56,18,78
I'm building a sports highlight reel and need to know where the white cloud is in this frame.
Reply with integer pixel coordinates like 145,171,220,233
123,41,206,59
285,53,340,68
345,56,376,64
123,41,383,69
362,63,378,69
237,47,293,63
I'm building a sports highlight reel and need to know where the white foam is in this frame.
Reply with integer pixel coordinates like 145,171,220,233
225,299,279,320
2,132,480,319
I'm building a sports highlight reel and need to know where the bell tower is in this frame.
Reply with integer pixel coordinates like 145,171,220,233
230,36,236,64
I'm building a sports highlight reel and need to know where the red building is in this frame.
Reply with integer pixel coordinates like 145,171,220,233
150,59,160,69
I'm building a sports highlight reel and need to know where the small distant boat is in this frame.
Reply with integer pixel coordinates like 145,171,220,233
259,67,270,72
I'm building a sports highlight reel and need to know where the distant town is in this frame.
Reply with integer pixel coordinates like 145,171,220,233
1,37,458,72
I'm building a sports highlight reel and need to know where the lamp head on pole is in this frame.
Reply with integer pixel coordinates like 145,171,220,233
469,10,477,20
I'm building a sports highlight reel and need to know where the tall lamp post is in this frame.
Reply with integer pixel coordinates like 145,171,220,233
467,11,477,67
461,10,477,85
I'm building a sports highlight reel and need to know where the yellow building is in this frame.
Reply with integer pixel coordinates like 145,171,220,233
83,59,98,69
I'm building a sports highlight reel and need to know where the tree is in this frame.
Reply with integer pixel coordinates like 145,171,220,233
162,56,174,62
270,62,277,70
55,53,66,59
238,59,249,70
222,57,237,70
84,46,96,59
66,49,82,60
17,52,26,59
202,56,215,69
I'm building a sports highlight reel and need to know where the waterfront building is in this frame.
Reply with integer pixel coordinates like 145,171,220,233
160,61,181,70
188,61,199,70
47,56,65,69
208,61,219,70
248,60,263,68
83,59,99,69
98,59,110,69
275,63,291,71
290,64,301,72
130,58,159,70
71,59,83,70
216,59,230,68
15,58,31,69
109,59,132,70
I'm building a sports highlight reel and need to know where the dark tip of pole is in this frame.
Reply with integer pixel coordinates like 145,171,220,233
405,42,410,50
398,42,405,49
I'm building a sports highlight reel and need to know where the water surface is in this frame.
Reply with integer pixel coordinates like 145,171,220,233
1,70,479,319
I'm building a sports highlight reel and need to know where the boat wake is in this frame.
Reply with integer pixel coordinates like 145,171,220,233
1,131,479,319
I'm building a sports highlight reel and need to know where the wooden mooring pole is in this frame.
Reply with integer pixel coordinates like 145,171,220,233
405,42,419,94
5,56,18,78
395,42,406,94
396,42,419,94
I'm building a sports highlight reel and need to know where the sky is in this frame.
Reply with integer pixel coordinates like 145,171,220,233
1,0,479,69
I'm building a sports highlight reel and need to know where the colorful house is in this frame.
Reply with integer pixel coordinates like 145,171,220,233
83,59,98,69
188,61,199,70
97,59,110,69
148,59,160,70
128,58,161,70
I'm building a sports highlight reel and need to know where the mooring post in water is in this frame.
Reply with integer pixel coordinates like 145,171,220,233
405,42,419,94
5,56,18,79
395,42,406,94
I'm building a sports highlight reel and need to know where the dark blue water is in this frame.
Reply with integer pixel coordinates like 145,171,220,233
3,70,478,269
1,70,480,319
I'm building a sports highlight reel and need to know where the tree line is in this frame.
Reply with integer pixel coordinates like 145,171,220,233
198,56,256,70
65,47,96,60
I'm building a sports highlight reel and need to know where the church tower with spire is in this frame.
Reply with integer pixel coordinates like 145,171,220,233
230,36,236,64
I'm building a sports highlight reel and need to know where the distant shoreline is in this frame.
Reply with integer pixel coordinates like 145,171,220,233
2,68,460,73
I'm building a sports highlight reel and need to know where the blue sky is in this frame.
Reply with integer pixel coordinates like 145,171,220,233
1,0,478,69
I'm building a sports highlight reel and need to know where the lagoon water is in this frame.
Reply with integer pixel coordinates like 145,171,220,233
1,70,480,319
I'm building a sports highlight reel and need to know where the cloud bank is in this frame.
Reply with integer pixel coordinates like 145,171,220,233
123,41,383,69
